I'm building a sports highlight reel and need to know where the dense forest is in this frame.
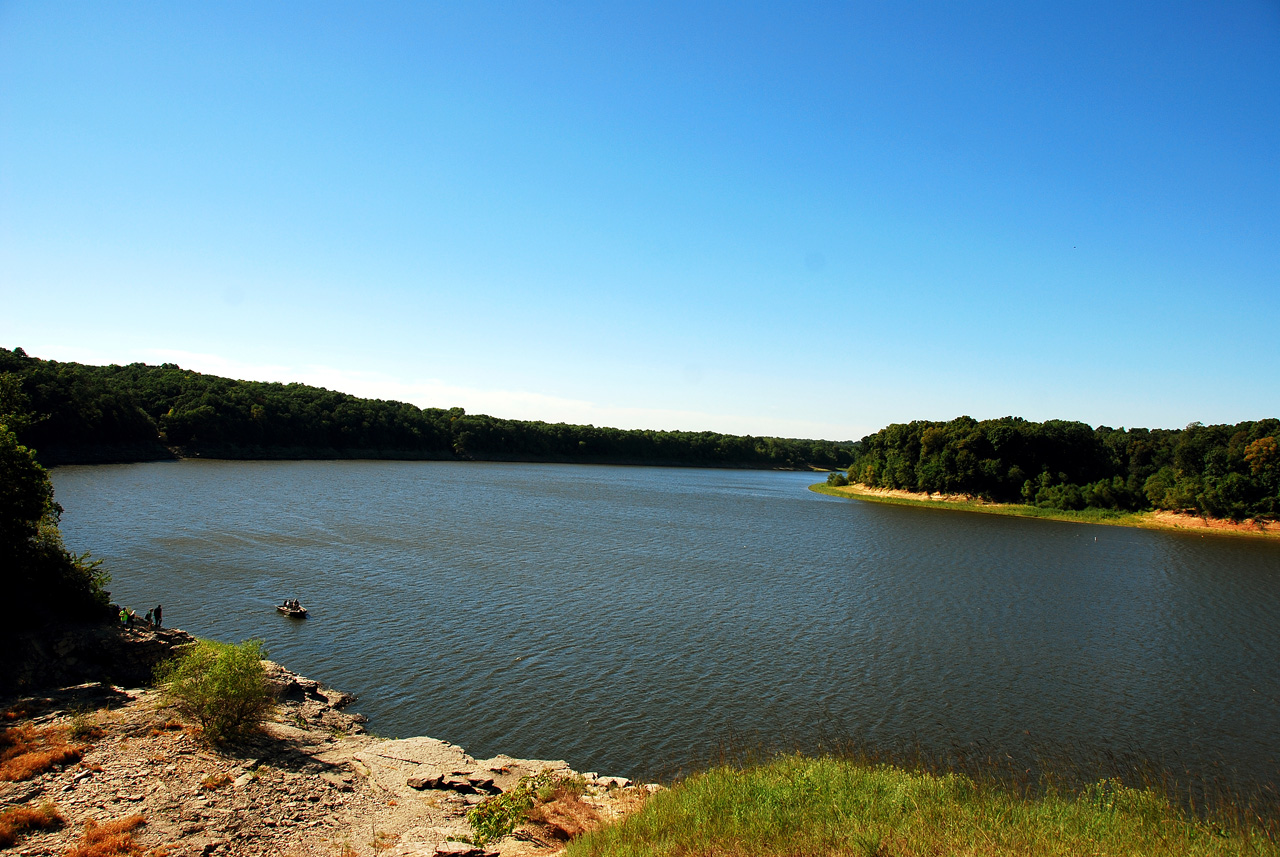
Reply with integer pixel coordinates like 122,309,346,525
831,416,1279,521
0,348,857,470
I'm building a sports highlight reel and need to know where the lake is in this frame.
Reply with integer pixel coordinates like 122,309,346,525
51,459,1280,788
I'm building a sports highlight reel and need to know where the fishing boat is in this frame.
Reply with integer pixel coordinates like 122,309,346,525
276,602,308,618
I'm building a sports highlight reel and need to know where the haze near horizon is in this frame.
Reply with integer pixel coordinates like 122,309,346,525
2,2,1277,440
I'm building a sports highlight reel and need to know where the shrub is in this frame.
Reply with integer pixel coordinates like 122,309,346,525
155,639,274,744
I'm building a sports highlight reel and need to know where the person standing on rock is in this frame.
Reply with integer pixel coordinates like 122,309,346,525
155,604,163,629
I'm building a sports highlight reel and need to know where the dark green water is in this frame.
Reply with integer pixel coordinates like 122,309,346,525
52,460,1280,787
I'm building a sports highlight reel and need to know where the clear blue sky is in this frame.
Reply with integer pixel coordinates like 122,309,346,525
2,2,1277,440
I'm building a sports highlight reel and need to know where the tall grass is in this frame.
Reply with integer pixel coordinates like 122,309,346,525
568,755,1277,857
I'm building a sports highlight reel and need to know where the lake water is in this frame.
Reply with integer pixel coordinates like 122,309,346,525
51,460,1280,788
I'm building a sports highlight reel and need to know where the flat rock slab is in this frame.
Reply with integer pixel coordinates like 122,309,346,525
365,736,476,767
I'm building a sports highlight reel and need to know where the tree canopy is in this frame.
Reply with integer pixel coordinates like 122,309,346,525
0,348,857,471
839,415,1279,521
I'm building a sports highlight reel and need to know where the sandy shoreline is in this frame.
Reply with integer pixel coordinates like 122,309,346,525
814,483,1278,538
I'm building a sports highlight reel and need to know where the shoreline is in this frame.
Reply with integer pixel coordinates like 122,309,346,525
810,482,1280,539
0,623,651,857
41,446,828,473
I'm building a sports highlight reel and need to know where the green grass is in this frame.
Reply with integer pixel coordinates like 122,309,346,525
809,484,1203,530
567,755,1276,857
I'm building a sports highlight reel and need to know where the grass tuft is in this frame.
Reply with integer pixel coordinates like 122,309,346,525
0,722,85,781
0,802,64,848
200,772,232,790
64,814,147,857
527,776,604,841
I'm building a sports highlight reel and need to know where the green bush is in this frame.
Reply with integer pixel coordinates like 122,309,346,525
155,639,274,743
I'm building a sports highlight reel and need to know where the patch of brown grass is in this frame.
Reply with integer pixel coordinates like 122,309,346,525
0,802,64,848
200,772,231,790
64,814,146,857
147,720,184,737
0,723,85,782
527,784,606,841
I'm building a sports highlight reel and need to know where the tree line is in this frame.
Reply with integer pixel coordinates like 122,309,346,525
830,415,1279,521
0,348,858,470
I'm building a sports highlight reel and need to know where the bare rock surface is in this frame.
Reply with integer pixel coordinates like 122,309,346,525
1,649,653,857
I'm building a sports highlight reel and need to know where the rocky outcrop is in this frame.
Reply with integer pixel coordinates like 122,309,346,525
0,620,196,693
0,654,655,856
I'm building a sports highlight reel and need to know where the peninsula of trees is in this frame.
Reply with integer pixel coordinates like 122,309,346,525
0,348,856,471
830,416,1278,522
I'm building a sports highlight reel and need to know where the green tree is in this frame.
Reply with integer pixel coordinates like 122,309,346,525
1,374,109,623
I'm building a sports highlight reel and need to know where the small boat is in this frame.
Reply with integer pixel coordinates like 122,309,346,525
276,602,308,618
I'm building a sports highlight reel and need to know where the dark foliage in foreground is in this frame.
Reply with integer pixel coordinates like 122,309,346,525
0,374,110,627
839,416,1279,521
0,348,856,470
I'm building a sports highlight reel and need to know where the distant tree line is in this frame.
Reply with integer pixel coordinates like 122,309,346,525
829,416,1279,521
0,348,857,471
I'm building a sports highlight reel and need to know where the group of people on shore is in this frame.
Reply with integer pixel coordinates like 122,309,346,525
119,604,162,629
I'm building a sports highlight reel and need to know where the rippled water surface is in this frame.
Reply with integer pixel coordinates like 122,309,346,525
52,460,1280,784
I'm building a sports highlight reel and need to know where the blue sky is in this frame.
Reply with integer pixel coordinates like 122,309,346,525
2,2,1277,440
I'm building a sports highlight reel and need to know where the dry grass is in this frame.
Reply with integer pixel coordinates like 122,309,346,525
66,711,107,742
200,772,232,790
147,720,184,738
0,802,64,848
64,814,147,857
0,722,85,782
527,782,606,841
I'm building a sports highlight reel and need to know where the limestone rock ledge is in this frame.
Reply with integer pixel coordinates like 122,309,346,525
1,651,654,857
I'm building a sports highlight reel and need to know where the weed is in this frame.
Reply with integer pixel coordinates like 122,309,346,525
200,772,232,790
67,709,106,742
468,771,596,846
64,814,146,857
147,719,184,737
0,802,64,848
371,825,394,855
